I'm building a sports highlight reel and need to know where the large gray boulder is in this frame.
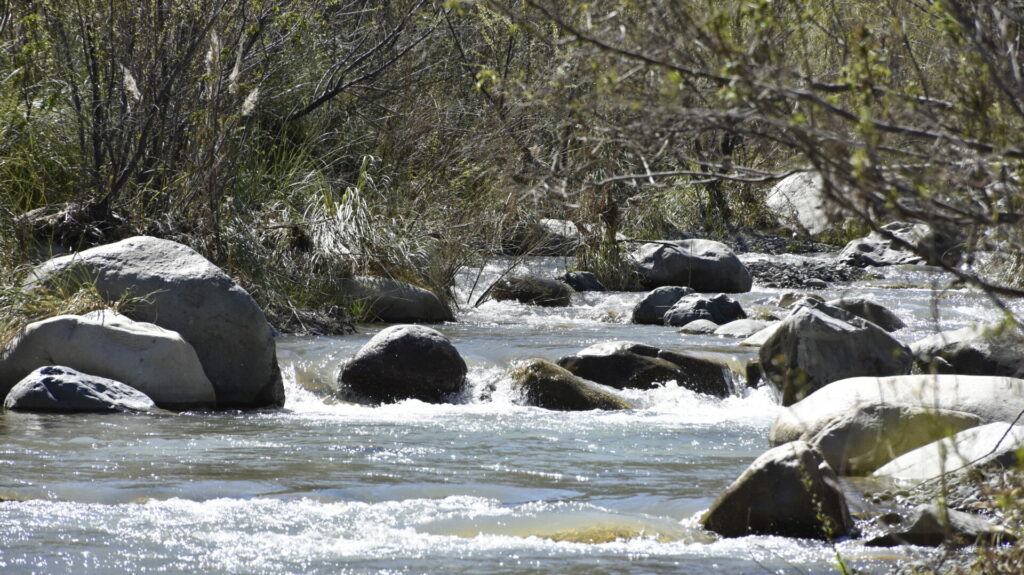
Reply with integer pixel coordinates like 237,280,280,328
838,221,959,267
807,404,983,475
27,236,283,408
337,325,467,404
766,172,841,236
0,311,215,409
662,293,745,327
770,374,1024,445
873,422,1024,481
343,276,453,323
557,342,733,397
631,286,695,325
825,297,905,332
759,307,913,406
911,324,1024,378
510,359,634,411
489,275,573,307
4,365,155,413
632,239,752,293
701,441,853,540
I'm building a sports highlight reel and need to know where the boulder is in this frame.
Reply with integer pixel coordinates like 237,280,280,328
557,342,733,397
4,365,155,413
0,311,215,409
343,276,453,323
663,293,746,327
765,172,841,236
632,239,752,293
678,319,720,335
509,359,634,411
759,307,913,406
838,221,960,268
826,297,905,332
770,374,1024,445
560,271,606,292
631,286,695,325
873,422,1024,481
489,275,573,307
337,325,467,404
27,236,283,408
504,218,581,256
714,319,768,338
701,441,853,540
740,322,784,347
777,292,823,308
866,504,1016,548
911,324,1024,378
807,404,984,475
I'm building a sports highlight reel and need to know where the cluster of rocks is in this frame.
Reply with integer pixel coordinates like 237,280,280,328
1,236,285,413
745,260,865,289
695,288,1024,548
336,330,736,410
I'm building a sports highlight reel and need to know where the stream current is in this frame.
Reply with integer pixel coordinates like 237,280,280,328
2,255,1020,574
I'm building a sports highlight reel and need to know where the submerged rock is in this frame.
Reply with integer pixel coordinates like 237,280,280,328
759,306,913,406
337,325,467,404
560,271,606,292
557,341,733,397
489,275,573,307
866,503,1016,548
27,236,283,408
701,441,853,540
0,310,215,409
911,324,1024,378
678,319,719,335
770,374,1024,446
343,276,453,323
662,293,745,327
631,286,695,325
510,359,633,411
5,365,155,413
632,239,752,293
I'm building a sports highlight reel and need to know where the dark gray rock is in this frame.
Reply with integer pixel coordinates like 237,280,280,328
343,276,453,323
337,325,467,404
4,366,155,413
560,271,606,292
490,275,573,307
826,297,905,332
27,236,283,408
557,342,733,397
633,239,752,293
759,307,913,406
510,359,634,411
701,441,853,539
663,293,745,327
631,286,696,325
911,324,1024,378
866,504,1016,548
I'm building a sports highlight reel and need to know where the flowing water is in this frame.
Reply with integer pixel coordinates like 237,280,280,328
2,255,1020,574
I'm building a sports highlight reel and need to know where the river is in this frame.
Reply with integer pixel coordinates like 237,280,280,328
2,255,1019,574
